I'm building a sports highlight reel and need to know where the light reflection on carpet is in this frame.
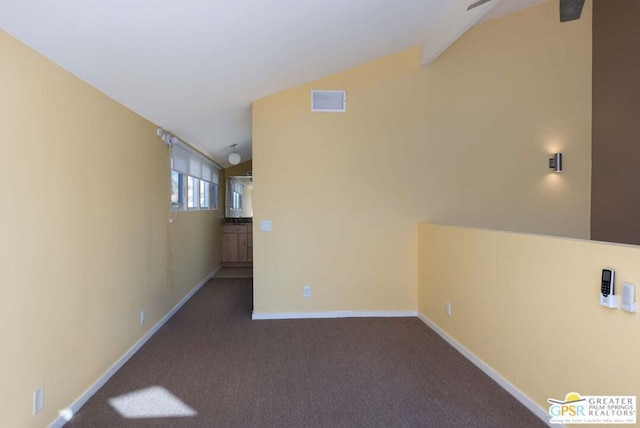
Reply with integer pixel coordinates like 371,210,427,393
109,386,197,419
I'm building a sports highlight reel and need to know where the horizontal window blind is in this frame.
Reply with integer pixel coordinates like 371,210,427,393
171,142,219,184
202,163,213,183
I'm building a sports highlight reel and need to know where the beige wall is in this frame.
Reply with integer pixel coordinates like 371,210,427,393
252,0,592,315
170,209,222,296
418,223,640,417
224,159,253,178
0,31,221,427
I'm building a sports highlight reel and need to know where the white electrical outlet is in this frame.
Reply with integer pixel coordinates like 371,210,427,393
140,309,146,325
303,286,311,298
33,386,44,415
446,302,452,317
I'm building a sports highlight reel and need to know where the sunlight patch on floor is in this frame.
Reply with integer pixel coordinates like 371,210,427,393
109,386,197,418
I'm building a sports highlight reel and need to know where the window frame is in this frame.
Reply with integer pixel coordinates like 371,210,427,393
187,175,200,210
199,180,210,209
171,170,184,210
211,182,218,210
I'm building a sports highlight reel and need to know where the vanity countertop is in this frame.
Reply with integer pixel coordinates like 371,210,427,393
222,218,253,225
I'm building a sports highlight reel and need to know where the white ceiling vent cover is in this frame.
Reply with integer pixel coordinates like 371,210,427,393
311,90,346,112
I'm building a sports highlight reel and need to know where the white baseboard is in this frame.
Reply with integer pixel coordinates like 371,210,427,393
50,266,221,428
252,310,417,320
417,313,557,428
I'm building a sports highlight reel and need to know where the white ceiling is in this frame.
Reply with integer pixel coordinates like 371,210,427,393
0,0,547,167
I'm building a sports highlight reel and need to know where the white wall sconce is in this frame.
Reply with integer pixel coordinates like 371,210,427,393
549,153,563,173
228,144,241,165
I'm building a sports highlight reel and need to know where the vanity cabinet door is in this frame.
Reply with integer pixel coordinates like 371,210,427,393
222,232,240,262
237,233,248,262
222,224,251,264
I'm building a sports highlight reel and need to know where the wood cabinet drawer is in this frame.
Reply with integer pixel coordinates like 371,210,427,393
222,225,248,234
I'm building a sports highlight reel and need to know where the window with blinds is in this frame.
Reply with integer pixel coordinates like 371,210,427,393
171,142,219,211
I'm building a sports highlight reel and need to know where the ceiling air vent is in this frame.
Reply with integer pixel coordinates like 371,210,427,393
311,90,346,112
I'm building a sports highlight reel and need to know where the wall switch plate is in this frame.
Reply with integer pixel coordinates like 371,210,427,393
260,220,272,232
303,286,311,298
140,309,146,325
446,302,452,317
621,283,637,313
33,386,44,415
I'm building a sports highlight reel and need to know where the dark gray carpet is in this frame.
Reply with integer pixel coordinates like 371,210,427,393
66,277,547,427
